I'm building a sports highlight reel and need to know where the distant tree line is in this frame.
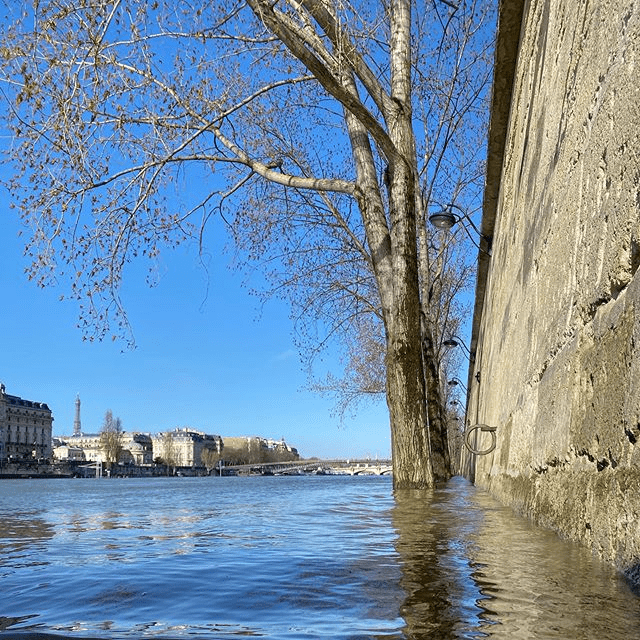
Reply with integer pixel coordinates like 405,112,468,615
221,441,299,466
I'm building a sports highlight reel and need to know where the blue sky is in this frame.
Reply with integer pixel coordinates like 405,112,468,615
1,195,391,460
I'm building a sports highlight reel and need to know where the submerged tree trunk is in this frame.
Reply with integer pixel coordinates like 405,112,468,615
382,0,435,489
382,193,435,489
386,319,434,489
422,321,452,481
382,159,434,489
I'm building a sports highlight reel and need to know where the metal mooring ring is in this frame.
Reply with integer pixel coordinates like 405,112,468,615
464,424,497,455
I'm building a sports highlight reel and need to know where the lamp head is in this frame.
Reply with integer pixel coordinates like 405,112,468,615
428,208,458,230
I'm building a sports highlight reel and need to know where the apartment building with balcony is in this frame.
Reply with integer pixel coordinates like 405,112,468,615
0,383,53,461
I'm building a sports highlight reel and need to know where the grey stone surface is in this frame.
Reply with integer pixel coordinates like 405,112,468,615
467,0,640,581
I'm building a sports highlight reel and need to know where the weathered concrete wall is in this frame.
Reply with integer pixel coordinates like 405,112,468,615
467,0,640,582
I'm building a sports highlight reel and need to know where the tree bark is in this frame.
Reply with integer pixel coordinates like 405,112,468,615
386,318,434,489
382,0,435,488
422,320,452,481
382,163,434,489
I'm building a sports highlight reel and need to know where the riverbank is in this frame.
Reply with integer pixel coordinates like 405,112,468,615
0,458,392,479
0,462,179,479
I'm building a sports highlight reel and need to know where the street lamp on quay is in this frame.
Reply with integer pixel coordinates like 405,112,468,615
428,203,492,255
447,377,468,394
443,335,481,381
445,351,496,456
443,335,471,357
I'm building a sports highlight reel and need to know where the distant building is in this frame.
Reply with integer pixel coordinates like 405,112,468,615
0,382,53,461
73,394,82,436
54,427,221,468
152,428,223,468
51,439,85,462
120,432,154,465
265,437,299,458
56,433,103,462
54,431,155,466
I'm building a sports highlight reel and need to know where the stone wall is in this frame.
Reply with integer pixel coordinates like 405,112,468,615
467,0,640,582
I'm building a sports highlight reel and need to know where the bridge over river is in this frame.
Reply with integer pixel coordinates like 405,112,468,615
220,458,392,477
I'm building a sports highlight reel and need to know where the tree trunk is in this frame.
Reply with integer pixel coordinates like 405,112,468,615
386,326,434,489
382,159,434,489
383,137,435,489
422,321,452,481
383,184,435,489
381,0,435,489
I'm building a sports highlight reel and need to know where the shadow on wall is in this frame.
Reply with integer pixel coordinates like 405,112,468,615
624,563,640,592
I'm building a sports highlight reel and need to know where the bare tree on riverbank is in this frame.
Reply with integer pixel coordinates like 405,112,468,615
0,0,495,488
99,410,124,470
156,433,179,475
201,446,221,475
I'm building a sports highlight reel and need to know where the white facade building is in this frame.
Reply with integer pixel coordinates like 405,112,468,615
55,432,154,465
152,428,223,468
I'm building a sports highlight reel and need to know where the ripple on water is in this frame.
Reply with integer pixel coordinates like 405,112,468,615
0,475,639,639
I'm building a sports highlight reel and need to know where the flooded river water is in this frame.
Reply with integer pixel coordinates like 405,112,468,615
0,475,638,639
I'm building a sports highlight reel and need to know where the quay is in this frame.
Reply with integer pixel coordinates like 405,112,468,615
221,459,393,477
0,459,393,479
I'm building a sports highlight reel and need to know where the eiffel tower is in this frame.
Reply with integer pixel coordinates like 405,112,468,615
73,394,82,436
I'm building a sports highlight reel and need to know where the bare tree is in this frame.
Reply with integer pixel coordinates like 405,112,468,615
313,237,475,423
201,446,221,474
162,433,180,475
99,409,123,470
222,440,252,466
0,0,495,488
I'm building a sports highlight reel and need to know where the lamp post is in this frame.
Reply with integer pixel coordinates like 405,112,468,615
428,203,492,255
443,334,482,378
447,377,468,394
445,343,495,456
443,335,471,357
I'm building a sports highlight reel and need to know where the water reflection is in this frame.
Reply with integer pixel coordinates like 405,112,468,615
393,483,484,639
0,512,55,569
392,477,640,639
